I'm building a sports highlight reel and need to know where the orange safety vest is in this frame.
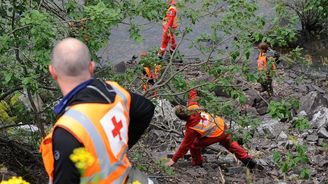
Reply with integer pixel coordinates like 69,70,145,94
144,67,152,78
190,112,225,138
257,51,276,71
163,5,178,29
40,81,131,184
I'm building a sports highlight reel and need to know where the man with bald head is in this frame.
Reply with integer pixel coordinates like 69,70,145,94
40,38,155,184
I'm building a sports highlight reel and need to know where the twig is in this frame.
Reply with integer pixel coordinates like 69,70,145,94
218,166,225,184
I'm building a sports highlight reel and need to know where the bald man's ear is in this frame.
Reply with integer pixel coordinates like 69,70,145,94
89,61,95,76
49,65,58,80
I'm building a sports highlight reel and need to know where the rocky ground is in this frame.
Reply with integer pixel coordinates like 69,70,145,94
1,59,327,183
129,62,328,184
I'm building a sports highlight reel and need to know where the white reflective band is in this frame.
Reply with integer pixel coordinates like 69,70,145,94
65,109,130,183
110,83,129,113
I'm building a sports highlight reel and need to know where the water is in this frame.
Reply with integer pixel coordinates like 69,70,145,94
98,0,328,73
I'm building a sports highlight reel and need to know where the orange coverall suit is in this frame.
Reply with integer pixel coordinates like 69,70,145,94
172,90,252,165
159,4,178,56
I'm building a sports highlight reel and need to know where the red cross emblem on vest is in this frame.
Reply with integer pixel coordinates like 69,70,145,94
111,116,123,140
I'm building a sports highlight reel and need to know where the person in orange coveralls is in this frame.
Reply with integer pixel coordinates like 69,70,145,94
165,89,263,170
257,42,279,96
157,0,179,58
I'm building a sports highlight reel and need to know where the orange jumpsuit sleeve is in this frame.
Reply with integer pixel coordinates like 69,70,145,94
187,89,200,110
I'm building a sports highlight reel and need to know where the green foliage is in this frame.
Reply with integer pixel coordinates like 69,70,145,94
282,0,328,33
268,98,300,120
293,116,310,132
155,159,175,176
273,144,310,178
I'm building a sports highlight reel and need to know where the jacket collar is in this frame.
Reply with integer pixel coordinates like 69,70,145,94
54,79,93,115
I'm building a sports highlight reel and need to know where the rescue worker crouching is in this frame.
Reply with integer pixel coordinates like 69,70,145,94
140,51,162,95
158,0,179,59
165,89,264,170
40,38,155,184
257,42,280,97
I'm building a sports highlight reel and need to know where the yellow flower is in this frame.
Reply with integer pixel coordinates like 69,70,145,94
69,147,95,173
132,181,141,184
0,176,30,184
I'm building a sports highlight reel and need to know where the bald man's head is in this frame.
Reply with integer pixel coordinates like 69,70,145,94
51,38,91,77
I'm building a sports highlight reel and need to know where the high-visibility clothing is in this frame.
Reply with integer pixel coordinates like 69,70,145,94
162,5,178,29
143,67,153,78
257,51,276,71
160,31,177,53
40,81,132,184
189,112,225,138
142,65,161,92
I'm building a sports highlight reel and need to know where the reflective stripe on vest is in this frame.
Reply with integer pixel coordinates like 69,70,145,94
109,82,129,113
41,81,131,184
191,112,224,138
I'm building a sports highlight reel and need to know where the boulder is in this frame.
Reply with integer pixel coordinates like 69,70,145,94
306,134,319,142
300,91,328,118
310,107,328,139
257,118,288,139
114,61,126,73
295,84,308,93
312,84,326,94
244,89,261,106
256,100,268,115
310,107,328,129
214,86,230,98
278,131,288,140
318,128,328,139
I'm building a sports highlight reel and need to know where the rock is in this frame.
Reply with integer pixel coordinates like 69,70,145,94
286,79,294,85
319,160,328,167
278,131,288,140
289,72,297,79
114,61,126,73
257,159,268,166
312,84,326,94
310,107,328,129
318,127,328,139
242,105,259,115
300,91,328,118
244,89,261,106
214,86,230,98
257,118,286,139
226,167,245,174
195,167,208,176
306,134,319,142
217,156,235,165
186,169,200,177
298,110,307,117
303,79,312,84
257,106,268,115
295,84,308,93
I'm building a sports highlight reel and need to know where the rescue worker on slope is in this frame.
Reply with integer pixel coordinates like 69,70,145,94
165,89,263,170
257,42,279,97
140,51,161,94
40,38,155,184
157,0,179,59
